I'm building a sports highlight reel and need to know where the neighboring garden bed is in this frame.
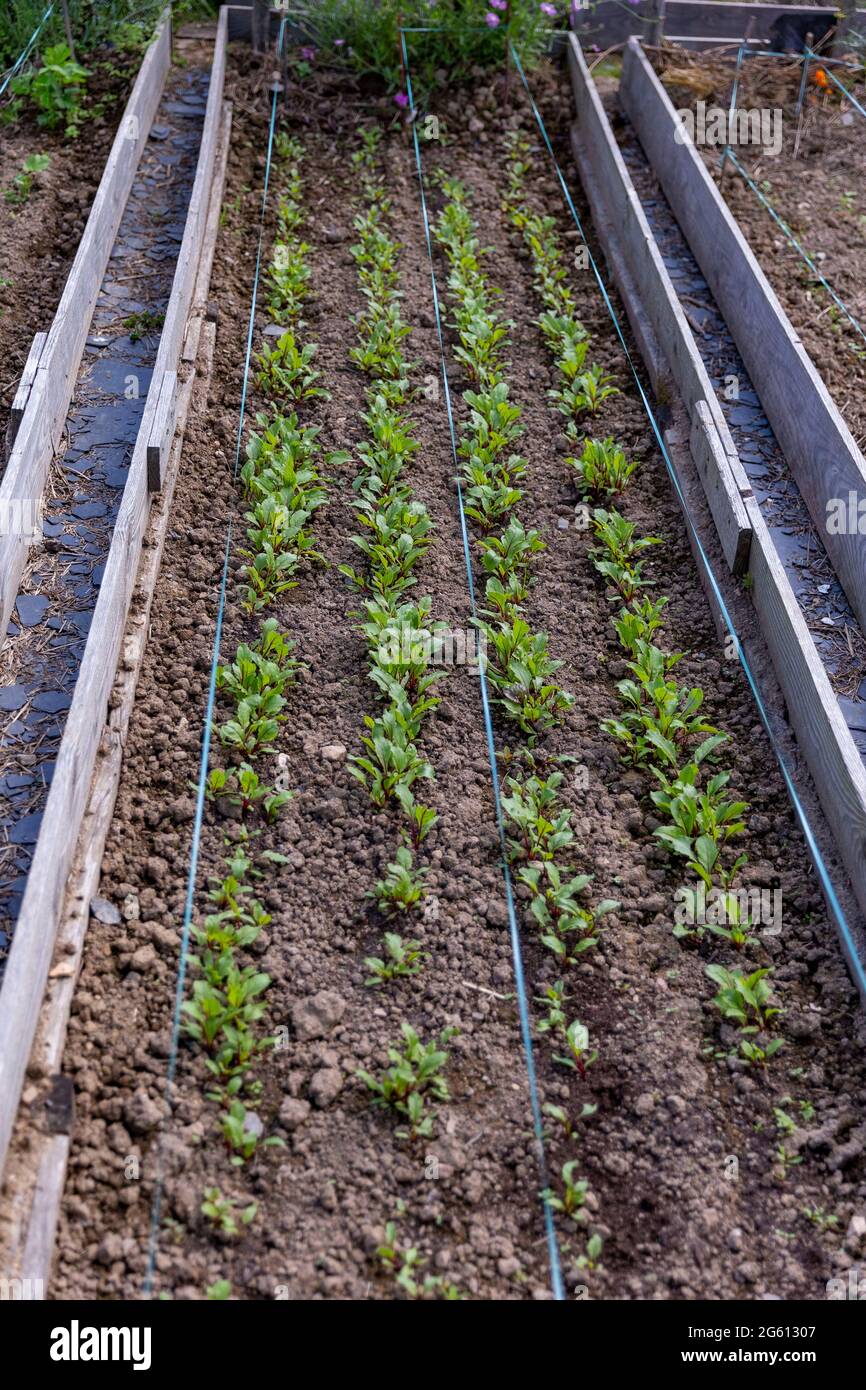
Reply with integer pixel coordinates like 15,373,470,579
652,47,866,452
50,41,866,1301
0,36,151,445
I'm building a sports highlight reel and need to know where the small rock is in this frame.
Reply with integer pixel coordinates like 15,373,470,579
846,1214,866,1253
291,989,346,1041
309,1067,342,1108
96,1233,124,1266
124,1088,164,1135
16,594,49,627
279,1097,311,1131
243,1109,264,1138
130,944,157,973
122,893,140,921
90,895,121,925
789,1011,821,1041
728,1227,744,1252
320,743,346,762
485,898,508,928
634,1091,656,1116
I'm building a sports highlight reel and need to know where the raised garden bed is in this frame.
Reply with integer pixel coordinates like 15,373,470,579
1,13,866,1312
653,45,866,451
0,36,152,448
13,31,862,1304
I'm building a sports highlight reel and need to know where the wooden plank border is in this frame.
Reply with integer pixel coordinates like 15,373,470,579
567,34,752,576
0,10,173,652
571,0,866,49
620,37,866,638
0,12,230,1192
568,34,866,936
5,332,47,457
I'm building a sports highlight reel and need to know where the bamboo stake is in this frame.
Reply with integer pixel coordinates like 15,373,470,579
59,0,76,62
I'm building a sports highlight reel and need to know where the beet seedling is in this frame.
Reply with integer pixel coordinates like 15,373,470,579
479,616,574,735
535,979,568,1034
542,1101,598,1142
369,844,427,914
214,764,293,822
267,241,312,322
255,332,329,402
543,1161,591,1224
576,1232,604,1272
364,932,429,987
201,1188,258,1237
569,438,636,500
520,861,619,962
501,769,575,861
221,1100,286,1165
377,1219,463,1300
395,786,438,847
479,516,546,584
706,964,783,1035
554,1019,598,1077
357,1023,455,1140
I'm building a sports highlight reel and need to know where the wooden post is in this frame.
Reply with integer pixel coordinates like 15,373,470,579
649,0,667,50
793,35,813,160
397,13,409,140
59,0,76,61
836,0,858,53
251,0,270,54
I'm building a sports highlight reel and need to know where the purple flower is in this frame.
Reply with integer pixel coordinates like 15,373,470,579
334,38,345,46
300,46,316,60
394,90,409,107
490,0,508,8
540,2,557,12
485,11,501,25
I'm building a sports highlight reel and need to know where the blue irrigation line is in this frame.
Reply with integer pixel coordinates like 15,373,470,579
0,1,54,100
795,41,813,115
509,42,866,1004
401,27,566,1304
721,146,866,353
142,18,287,1297
719,40,746,180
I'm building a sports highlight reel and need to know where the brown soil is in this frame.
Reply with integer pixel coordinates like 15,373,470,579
0,49,141,446
654,48,866,452
48,50,866,1301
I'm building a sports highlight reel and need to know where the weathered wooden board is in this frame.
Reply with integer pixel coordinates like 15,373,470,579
6,333,47,455
0,16,230,1190
746,501,866,942
572,0,866,49
690,400,752,574
569,35,866,939
621,37,866,638
0,10,172,651
146,369,178,492
568,34,751,574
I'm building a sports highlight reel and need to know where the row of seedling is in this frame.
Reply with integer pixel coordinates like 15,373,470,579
182,133,322,1217
343,129,456,1159
504,134,785,1073
432,175,573,740
432,170,606,1266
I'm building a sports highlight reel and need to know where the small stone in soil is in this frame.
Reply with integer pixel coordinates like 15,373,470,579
90,896,121,925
